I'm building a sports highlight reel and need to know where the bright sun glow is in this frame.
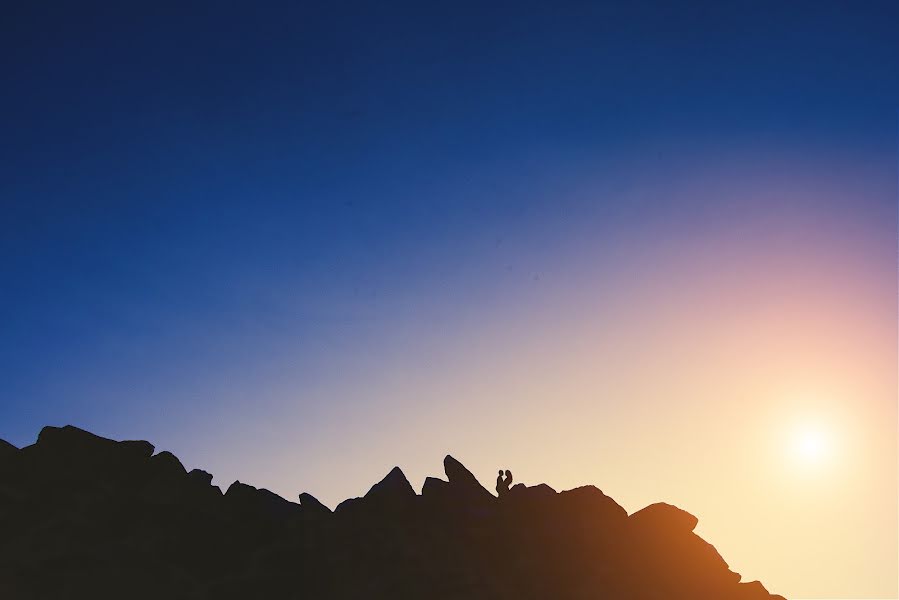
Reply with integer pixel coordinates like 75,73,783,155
791,424,832,466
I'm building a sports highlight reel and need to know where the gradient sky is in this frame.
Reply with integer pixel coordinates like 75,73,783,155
1,2,897,598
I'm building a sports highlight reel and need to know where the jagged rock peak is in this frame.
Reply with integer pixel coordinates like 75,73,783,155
299,492,332,514
365,466,415,500
225,480,254,495
443,454,475,484
443,455,493,501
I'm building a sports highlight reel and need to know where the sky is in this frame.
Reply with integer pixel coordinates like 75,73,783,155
1,1,897,597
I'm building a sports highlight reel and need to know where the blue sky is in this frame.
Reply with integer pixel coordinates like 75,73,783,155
1,3,897,596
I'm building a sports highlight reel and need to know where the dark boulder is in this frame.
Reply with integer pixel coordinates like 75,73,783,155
365,466,415,504
256,488,301,517
36,424,110,451
299,492,332,515
148,450,187,479
185,469,223,503
420,458,494,517
630,502,699,533
443,455,494,504
19,426,154,490
502,483,559,522
508,482,556,499
35,425,153,462
225,480,262,504
336,466,417,520
142,451,193,504
421,476,449,496
420,476,450,511
557,485,628,525
225,481,301,520
118,439,156,460
334,496,363,514
188,469,214,486
444,455,480,487
629,502,740,593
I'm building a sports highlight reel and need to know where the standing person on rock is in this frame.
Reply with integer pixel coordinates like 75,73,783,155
496,469,513,497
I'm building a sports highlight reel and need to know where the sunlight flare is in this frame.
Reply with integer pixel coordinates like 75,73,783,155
790,423,832,468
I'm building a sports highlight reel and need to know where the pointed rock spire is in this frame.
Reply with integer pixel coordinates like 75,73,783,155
336,466,417,515
365,466,415,501
443,455,477,485
442,455,493,504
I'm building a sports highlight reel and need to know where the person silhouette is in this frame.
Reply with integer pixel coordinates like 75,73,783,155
496,469,513,497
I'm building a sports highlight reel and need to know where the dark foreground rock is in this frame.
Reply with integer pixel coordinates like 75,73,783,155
0,425,787,600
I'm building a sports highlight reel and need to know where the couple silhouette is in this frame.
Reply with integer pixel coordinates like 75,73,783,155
496,469,513,497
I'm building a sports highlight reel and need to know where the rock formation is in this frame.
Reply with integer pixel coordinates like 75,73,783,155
0,425,787,599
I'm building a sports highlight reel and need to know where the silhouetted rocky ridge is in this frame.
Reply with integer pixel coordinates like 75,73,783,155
0,425,786,599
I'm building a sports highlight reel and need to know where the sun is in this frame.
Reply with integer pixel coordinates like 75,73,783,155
790,423,832,467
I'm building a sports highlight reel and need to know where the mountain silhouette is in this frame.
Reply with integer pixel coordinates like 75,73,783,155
0,425,786,599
